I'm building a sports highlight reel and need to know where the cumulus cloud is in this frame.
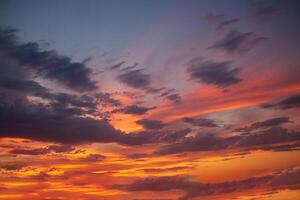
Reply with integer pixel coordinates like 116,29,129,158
187,59,242,87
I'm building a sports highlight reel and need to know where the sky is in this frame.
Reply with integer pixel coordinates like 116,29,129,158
0,0,300,199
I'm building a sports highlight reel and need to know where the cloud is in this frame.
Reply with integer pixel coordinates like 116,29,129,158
0,97,124,144
159,89,182,103
216,18,240,31
0,49,116,117
109,61,126,70
209,29,268,54
117,68,151,90
9,144,75,155
47,145,75,153
155,127,300,155
121,105,156,115
95,92,122,107
0,28,126,145
164,93,182,104
235,117,291,133
261,94,300,109
0,27,97,92
113,176,193,192
118,129,190,146
0,94,189,146
80,153,106,162
113,167,300,200
182,117,218,127
136,119,166,130
10,148,50,155
187,59,242,87
126,153,150,159
0,163,26,171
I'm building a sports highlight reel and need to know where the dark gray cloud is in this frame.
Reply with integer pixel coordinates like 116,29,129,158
0,97,123,144
155,133,232,155
209,30,267,54
183,117,218,128
109,61,126,70
0,55,117,116
114,63,180,102
113,167,300,200
118,129,190,146
261,94,300,109
159,88,182,104
121,105,156,115
136,119,166,130
235,117,291,133
0,93,189,146
95,92,122,107
0,27,97,92
117,68,151,90
165,93,182,104
216,18,240,31
187,59,242,87
0,27,125,145
155,127,300,155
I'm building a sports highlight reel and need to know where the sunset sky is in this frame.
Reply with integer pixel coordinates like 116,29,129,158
1,0,300,199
